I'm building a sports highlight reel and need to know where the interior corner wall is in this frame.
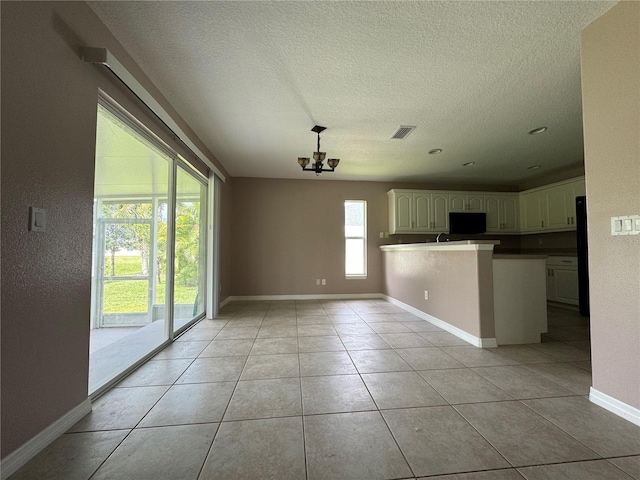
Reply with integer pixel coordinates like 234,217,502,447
229,178,391,296
0,1,226,458
580,1,640,411
219,177,234,302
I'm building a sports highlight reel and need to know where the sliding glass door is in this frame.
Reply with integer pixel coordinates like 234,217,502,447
173,166,207,333
89,99,208,394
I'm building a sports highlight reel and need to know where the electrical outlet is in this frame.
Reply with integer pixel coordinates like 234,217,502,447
424,290,429,300
379,232,384,238
322,279,326,285
316,279,321,286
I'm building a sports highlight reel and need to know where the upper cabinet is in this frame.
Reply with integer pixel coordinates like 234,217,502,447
388,177,584,236
519,177,585,234
485,194,519,233
449,193,484,212
520,190,546,232
431,193,449,232
388,190,449,234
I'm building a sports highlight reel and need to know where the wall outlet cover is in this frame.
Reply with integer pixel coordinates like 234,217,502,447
29,207,46,232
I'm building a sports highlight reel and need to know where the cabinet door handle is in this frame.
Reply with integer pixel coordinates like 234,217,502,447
411,221,414,229
542,220,544,228
567,217,570,225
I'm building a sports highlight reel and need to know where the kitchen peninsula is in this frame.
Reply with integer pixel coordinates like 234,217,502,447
380,241,547,347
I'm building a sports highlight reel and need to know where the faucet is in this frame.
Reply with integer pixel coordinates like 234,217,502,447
436,232,447,243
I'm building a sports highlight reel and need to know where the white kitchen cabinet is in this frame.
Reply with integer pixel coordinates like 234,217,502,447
388,190,444,234
431,193,449,231
485,194,519,233
564,179,586,226
545,186,571,230
388,178,583,236
414,192,432,231
544,178,586,230
546,256,579,305
520,190,547,232
449,193,484,212
393,191,413,231
520,177,585,233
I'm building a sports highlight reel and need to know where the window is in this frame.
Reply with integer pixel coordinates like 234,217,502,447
345,200,367,278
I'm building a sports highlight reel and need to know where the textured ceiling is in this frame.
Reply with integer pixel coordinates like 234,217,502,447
88,1,615,187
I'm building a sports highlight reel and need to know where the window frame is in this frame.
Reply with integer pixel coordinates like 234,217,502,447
344,200,367,279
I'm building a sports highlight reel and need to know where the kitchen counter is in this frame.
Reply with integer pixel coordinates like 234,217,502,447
380,242,547,347
493,254,548,260
380,240,499,252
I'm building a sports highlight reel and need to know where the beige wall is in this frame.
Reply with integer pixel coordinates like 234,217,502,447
1,2,229,457
581,2,640,410
381,248,496,339
230,178,390,296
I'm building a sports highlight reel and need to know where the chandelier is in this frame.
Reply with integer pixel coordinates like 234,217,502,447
297,125,340,175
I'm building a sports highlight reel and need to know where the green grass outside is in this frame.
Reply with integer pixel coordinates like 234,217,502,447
103,256,198,313
104,255,145,277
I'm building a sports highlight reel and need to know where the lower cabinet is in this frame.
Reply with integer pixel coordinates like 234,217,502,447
546,257,579,305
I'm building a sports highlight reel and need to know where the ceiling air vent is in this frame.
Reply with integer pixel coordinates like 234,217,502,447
391,125,416,140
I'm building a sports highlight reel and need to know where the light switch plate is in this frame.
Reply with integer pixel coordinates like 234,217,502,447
611,215,640,236
29,207,46,232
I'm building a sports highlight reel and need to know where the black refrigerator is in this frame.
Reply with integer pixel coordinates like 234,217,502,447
576,196,590,316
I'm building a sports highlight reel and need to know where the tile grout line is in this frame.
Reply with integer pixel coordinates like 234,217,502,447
517,398,605,460
338,312,417,478
58,300,599,479
195,307,260,480
86,338,208,478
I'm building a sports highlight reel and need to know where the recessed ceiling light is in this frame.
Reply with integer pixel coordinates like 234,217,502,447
528,126,548,135
463,162,475,167
428,148,443,155
528,165,542,170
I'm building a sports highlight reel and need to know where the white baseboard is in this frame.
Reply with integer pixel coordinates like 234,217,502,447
0,398,92,479
223,293,383,302
589,387,640,426
382,295,497,348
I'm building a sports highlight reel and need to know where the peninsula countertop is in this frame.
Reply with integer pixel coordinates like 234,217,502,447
380,240,500,252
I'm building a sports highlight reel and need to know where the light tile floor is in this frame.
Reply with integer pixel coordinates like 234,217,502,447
11,300,640,480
